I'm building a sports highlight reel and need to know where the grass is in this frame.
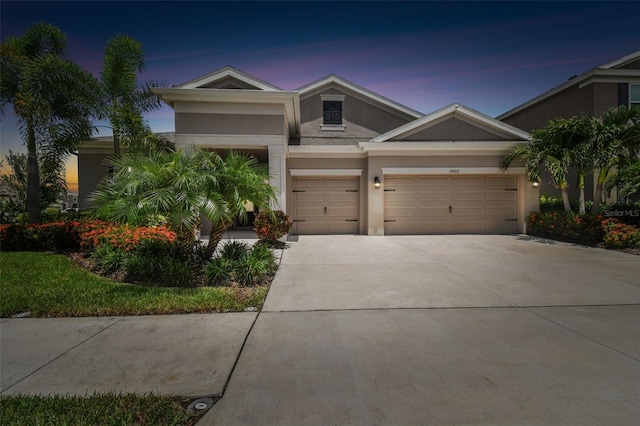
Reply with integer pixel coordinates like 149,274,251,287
0,392,209,426
0,252,269,317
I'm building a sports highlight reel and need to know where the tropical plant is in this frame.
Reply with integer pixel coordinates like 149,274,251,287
254,210,292,246
88,148,277,256
0,22,100,222
98,34,164,156
0,151,66,215
592,106,640,212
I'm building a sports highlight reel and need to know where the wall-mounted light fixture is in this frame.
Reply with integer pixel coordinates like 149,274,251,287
532,181,540,188
374,176,381,189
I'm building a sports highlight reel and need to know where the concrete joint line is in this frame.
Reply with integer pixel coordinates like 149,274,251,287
0,317,125,394
523,307,640,363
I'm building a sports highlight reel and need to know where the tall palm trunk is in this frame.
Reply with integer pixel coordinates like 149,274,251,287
577,172,586,214
205,220,231,259
560,186,572,213
26,119,41,223
592,168,608,214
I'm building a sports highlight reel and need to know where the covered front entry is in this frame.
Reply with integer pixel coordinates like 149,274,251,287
291,177,360,234
384,175,518,234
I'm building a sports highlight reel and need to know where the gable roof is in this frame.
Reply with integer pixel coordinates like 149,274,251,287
174,66,283,91
498,50,640,120
373,103,530,142
297,74,423,120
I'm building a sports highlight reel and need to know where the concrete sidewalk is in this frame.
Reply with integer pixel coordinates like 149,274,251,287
1,313,256,397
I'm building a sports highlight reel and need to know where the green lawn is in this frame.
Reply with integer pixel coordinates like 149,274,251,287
0,252,269,317
0,392,208,426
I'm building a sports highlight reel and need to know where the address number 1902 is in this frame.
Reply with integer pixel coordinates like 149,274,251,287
449,169,460,174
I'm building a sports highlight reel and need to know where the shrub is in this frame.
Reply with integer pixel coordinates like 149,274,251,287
90,244,128,274
124,239,194,287
0,220,83,252
254,210,292,245
539,194,593,213
205,240,277,286
601,219,640,249
527,211,604,245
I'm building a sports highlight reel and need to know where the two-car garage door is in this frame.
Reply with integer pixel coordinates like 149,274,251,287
384,175,518,234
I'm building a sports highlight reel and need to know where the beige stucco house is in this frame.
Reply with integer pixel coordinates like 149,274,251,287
80,66,538,235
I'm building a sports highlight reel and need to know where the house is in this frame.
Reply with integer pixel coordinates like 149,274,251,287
497,50,640,201
80,66,537,235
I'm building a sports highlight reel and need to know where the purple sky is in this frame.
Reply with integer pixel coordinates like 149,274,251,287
1,0,639,187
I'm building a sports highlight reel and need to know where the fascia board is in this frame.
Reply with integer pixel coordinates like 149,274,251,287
298,75,423,119
360,141,526,156
287,145,366,158
577,69,640,88
599,50,640,69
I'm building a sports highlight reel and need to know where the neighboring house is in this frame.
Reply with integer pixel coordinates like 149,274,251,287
498,50,640,201
80,66,537,235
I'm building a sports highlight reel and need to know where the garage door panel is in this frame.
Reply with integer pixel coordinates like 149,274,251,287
453,207,483,217
452,192,482,201
292,177,359,235
417,177,448,186
294,193,325,203
385,175,518,235
487,207,518,216
385,193,416,202
453,177,482,186
417,192,449,202
327,193,358,202
418,207,449,217
385,207,415,217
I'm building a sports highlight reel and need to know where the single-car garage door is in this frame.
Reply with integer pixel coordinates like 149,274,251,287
292,177,359,234
384,175,518,234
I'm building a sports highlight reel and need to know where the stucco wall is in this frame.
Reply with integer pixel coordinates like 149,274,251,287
176,113,284,135
300,86,411,135
78,153,111,209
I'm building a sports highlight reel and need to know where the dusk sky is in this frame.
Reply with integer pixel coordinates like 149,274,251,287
1,1,639,192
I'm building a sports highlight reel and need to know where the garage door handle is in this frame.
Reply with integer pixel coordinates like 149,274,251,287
324,207,327,214
449,206,452,214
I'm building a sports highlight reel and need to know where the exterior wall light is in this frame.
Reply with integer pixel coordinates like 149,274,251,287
532,181,540,188
374,176,381,189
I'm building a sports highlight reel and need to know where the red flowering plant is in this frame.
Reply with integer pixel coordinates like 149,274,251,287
0,220,85,252
253,210,292,246
526,211,604,246
601,219,640,249
78,222,177,253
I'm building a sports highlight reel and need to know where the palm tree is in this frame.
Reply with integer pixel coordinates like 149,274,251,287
0,22,99,222
88,148,277,256
591,106,640,213
98,35,164,156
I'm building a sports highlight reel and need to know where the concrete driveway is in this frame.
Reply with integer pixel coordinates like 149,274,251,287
201,235,640,425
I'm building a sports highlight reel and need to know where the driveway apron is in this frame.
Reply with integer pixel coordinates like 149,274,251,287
200,235,640,425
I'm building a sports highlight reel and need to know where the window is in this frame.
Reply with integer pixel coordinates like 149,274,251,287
323,101,342,125
630,84,640,107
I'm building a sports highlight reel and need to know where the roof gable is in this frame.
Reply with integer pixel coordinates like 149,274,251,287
174,66,282,91
373,104,530,142
297,74,423,120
